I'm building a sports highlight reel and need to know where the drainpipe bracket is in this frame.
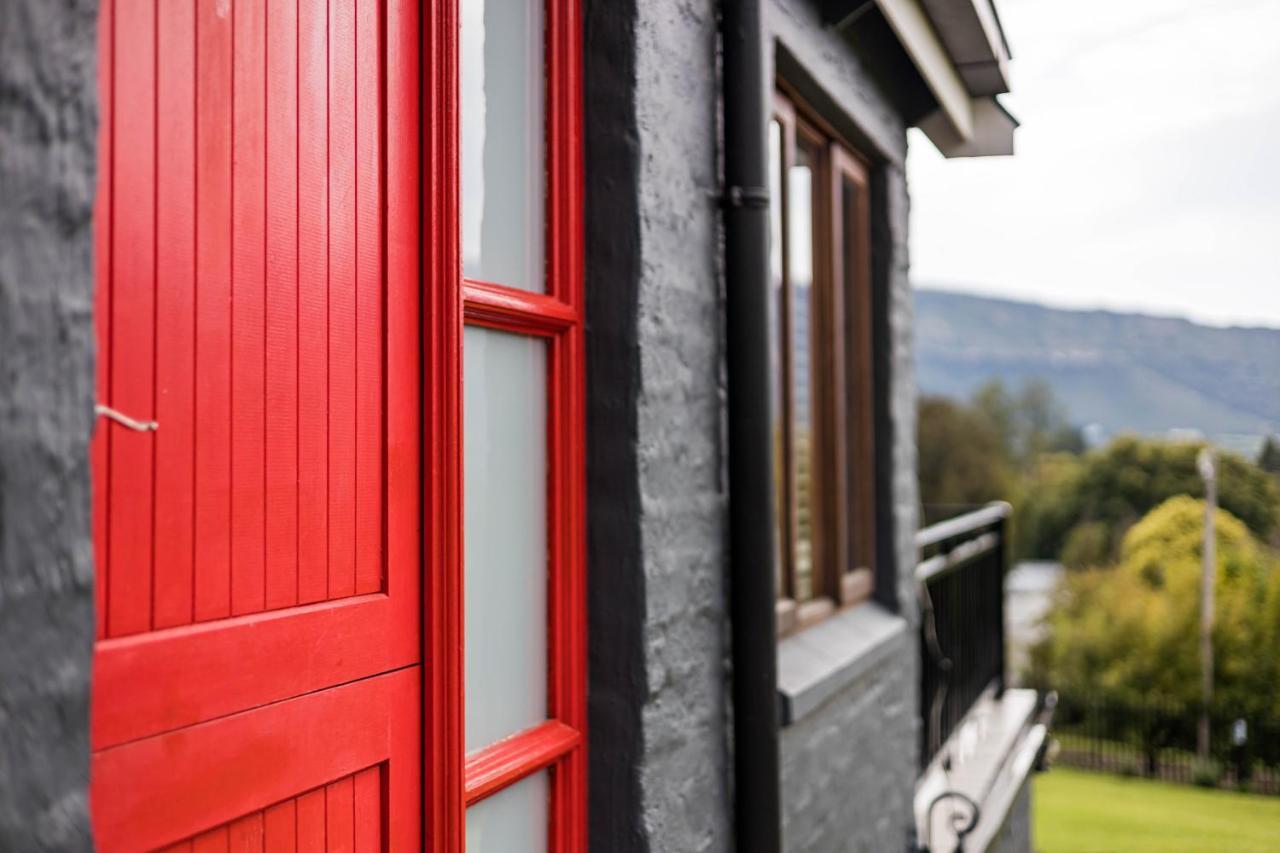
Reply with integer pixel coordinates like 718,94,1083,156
722,185,770,209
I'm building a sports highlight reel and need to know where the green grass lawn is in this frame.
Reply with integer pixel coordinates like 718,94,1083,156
1035,767,1280,852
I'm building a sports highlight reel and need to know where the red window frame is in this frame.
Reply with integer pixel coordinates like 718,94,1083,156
423,0,586,850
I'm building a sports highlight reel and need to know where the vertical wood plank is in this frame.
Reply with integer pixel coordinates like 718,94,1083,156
296,788,327,850
265,0,301,611
231,0,269,616
107,0,157,638
193,826,230,853
194,0,236,622
263,799,297,853
352,766,381,852
229,812,265,852
354,0,383,596
325,776,355,853
385,0,420,624
297,0,330,605
153,0,198,630
92,0,114,641
327,0,358,601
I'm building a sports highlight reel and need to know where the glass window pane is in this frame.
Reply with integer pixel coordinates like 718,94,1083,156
465,771,549,853
788,144,817,601
461,0,545,291
464,327,547,751
768,118,787,599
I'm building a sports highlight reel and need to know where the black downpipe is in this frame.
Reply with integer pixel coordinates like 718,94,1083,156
722,2,781,852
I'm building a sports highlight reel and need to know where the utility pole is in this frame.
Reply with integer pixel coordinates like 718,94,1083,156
1197,447,1217,764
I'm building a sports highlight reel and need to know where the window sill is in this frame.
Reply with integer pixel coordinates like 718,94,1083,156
776,601,909,726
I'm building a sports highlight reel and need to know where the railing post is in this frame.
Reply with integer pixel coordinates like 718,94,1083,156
994,513,1007,698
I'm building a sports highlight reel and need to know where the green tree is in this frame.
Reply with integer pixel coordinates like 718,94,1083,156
1020,436,1280,562
917,395,1012,514
1011,451,1084,561
919,380,1084,531
1258,434,1280,477
971,378,1084,473
1032,497,1279,716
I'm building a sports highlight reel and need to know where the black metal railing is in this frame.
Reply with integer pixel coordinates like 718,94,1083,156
917,503,1010,770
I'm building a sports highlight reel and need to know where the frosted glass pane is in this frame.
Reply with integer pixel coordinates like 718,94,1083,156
465,771,548,853
464,327,548,751
461,0,545,291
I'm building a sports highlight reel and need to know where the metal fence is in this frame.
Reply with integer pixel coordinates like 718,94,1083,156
917,503,1010,770
1050,693,1280,795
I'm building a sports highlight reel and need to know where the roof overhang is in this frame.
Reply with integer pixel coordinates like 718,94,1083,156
874,0,975,140
833,0,1018,158
917,95,1018,157
918,0,1011,96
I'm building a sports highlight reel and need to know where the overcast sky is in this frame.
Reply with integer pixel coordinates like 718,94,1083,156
907,0,1280,328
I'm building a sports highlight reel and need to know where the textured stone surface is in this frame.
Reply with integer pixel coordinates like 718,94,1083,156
585,0,735,848
780,628,917,852
0,0,98,849
633,0,734,850
766,0,922,849
584,0,650,848
605,0,924,847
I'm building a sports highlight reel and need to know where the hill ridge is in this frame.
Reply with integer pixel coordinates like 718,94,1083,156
914,288,1280,445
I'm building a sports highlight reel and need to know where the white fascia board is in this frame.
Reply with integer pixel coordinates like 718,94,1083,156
972,0,1011,67
919,0,1012,95
874,0,973,140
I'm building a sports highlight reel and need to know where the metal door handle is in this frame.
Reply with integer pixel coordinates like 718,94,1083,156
95,404,159,432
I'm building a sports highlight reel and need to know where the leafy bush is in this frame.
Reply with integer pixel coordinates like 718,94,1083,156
1060,520,1112,570
1192,759,1222,789
917,394,1013,509
1020,437,1280,561
1030,497,1280,717
918,379,1083,524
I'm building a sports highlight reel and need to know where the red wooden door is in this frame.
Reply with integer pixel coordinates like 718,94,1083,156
91,0,421,848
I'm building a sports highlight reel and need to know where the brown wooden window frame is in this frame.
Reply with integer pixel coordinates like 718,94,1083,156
771,87,877,637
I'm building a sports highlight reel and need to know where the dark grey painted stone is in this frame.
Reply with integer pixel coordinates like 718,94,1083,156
631,1,734,850
592,0,924,850
765,0,921,849
0,0,99,849
584,0,649,849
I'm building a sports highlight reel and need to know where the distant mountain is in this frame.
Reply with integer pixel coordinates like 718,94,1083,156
914,289,1280,449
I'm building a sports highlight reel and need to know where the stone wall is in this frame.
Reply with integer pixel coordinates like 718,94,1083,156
586,0,922,849
768,0,922,849
0,1,99,849
779,631,917,851
632,0,734,849
585,0,733,850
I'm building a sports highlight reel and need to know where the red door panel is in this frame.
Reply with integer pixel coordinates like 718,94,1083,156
94,669,419,851
92,0,420,847
98,0,390,644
